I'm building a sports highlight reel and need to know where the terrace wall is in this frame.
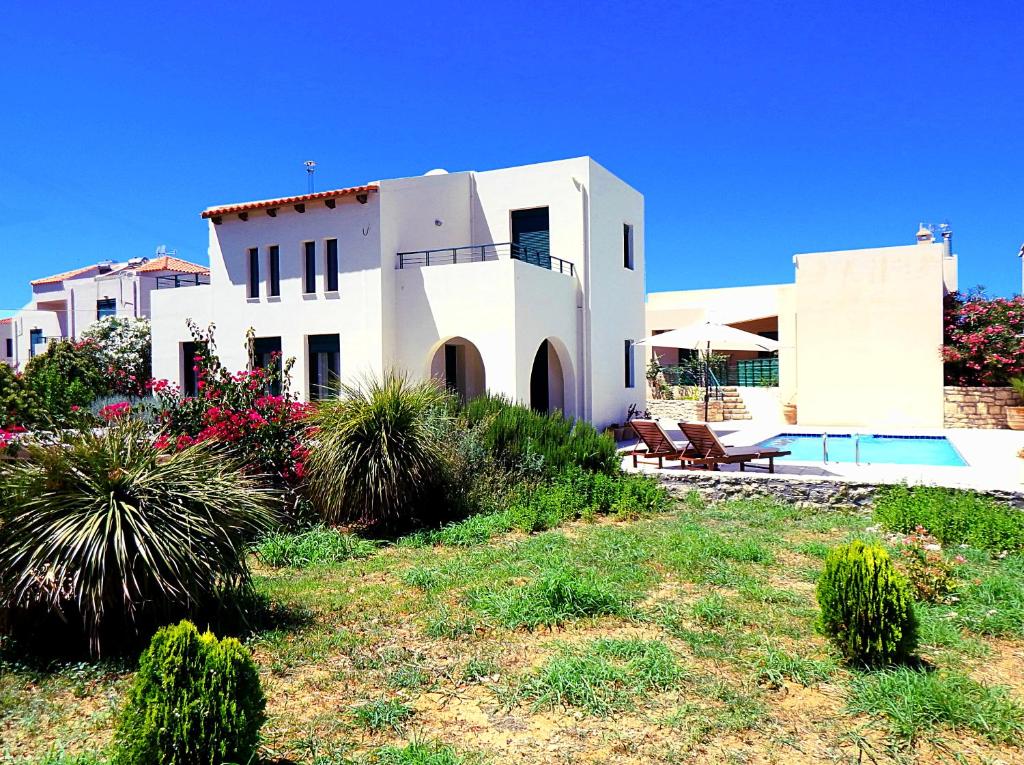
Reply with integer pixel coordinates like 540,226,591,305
648,398,723,422
944,386,1017,429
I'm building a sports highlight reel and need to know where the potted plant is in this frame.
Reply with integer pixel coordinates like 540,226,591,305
782,396,797,425
1007,378,1024,430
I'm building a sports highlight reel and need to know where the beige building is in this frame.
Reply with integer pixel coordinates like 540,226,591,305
646,226,958,428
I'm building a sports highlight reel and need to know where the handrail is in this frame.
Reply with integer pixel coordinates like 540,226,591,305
155,273,211,289
396,241,575,276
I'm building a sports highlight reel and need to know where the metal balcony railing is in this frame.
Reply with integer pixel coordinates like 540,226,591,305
396,242,575,276
155,273,211,289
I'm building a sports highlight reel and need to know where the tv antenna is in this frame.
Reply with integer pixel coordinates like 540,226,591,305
304,160,317,193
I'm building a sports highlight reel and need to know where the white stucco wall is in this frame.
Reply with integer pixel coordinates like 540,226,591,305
148,157,645,427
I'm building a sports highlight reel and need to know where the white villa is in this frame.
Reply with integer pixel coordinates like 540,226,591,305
150,158,646,427
1,255,209,369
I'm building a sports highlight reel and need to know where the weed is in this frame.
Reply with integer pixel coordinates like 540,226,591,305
468,567,632,629
691,593,740,628
515,639,686,715
424,607,475,639
462,657,500,682
748,645,836,688
848,668,1024,744
353,698,415,732
387,665,431,690
374,739,485,764
255,526,378,568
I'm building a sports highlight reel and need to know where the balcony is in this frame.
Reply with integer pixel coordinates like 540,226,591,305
396,242,574,277
155,273,211,289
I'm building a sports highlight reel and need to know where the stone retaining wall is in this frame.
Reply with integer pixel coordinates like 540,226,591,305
944,386,1018,429
647,398,723,423
658,470,1024,510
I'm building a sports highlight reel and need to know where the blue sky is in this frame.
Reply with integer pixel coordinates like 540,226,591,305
1,1,1021,317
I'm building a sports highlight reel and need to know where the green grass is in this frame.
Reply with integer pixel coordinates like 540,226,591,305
352,698,416,732
514,638,687,715
461,657,500,682
848,668,1024,744
374,739,486,765
423,606,475,639
387,665,431,690
467,567,634,629
15,754,108,765
874,485,1024,552
255,526,378,568
748,645,836,688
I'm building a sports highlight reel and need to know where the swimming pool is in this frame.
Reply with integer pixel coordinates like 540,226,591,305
756,433,967,467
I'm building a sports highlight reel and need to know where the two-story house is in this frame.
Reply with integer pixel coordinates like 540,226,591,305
150,157,646,427
3,255,209,369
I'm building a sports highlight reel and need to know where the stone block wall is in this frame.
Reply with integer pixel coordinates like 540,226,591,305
648,398,723,423
944,386,1018,429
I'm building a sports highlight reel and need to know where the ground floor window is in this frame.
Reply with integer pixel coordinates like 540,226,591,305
624,339,635,388
252,336,283,395
308,334,340,400
182,341,200,396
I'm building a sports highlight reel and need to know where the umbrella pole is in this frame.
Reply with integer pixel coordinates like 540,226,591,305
704,341,710,421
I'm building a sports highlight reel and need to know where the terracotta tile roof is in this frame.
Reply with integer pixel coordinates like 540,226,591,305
201,184,379,219
31,264,98,286
135,255,209,275
0,318,11,326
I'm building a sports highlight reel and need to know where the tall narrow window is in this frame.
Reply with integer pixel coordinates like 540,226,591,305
96,298,117,319
182,341,199,396
248,248,260,298
5,338,12,357
29,328,42,357
624,339,635,388
268,245,280,297
308,334,340,401
623,223,634,269
325,239,339,292
304,241,316,294
252,336,283,395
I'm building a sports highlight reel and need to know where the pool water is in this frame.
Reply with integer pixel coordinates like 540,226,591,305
756,433,967,467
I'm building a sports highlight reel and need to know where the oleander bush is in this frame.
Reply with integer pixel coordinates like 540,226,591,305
112,620,265,765
0,419,277,657
816,540,918,666
22,338,109,423
875,484,1024,552
303,372,457,527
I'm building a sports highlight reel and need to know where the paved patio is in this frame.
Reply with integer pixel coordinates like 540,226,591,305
621,419,1024,494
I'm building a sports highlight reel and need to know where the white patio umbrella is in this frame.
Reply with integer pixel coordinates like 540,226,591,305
635,322,780,420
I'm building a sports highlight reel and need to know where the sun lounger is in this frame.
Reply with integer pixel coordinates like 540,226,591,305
629,419,689,468
677,422,790,473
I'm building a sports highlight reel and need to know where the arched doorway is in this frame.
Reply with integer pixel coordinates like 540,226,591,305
428,337,485,402
530,339,565,414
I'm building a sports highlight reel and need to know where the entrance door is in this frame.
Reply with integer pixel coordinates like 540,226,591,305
530,340,549,413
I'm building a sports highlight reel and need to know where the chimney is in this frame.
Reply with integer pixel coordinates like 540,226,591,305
915,223,934,245
939,223,952,258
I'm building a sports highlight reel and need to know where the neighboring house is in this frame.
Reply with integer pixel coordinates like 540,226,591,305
5,255,209,369
646,226,958,428
150,157,646,427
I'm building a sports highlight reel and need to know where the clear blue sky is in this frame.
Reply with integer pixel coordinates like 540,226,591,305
1,1,1021,317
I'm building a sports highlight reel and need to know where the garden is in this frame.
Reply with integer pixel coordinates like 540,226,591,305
1,324,1023,764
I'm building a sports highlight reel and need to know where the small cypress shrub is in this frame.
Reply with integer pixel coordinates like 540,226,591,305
113,620,265,765
816,540,918,666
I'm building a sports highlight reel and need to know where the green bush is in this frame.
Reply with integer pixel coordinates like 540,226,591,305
303,372,456,527
874,485,1024,552
0,420,277,657
816,540,918,666
462,394,619,476
0,362,41,427
112,620,265,765
254,526,378,568
22,339,109,422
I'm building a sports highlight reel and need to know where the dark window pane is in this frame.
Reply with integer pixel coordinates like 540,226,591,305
326,239,339,292
96,298,117,320
304,241,316,293
269,246,280,296
248,248,260,298
624,339,635,388
623,224,634,269
253,336,282,395
308,333,340,400
511,207,550,268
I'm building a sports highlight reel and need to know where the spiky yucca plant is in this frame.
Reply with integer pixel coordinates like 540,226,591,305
0,420,277,656
303,372,455,527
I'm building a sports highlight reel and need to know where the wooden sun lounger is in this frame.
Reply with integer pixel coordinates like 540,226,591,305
677,422,790,473
629,419,689,469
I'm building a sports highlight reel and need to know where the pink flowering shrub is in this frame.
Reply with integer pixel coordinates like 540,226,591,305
153,323,311,494
98,401,132,422
894,526,965,604
942,291,1024,386
0,424,26,454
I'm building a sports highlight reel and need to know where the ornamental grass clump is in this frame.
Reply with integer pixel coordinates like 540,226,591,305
0,419,277,657
816,540,918,666
303,372,456,527
113,620,265,765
